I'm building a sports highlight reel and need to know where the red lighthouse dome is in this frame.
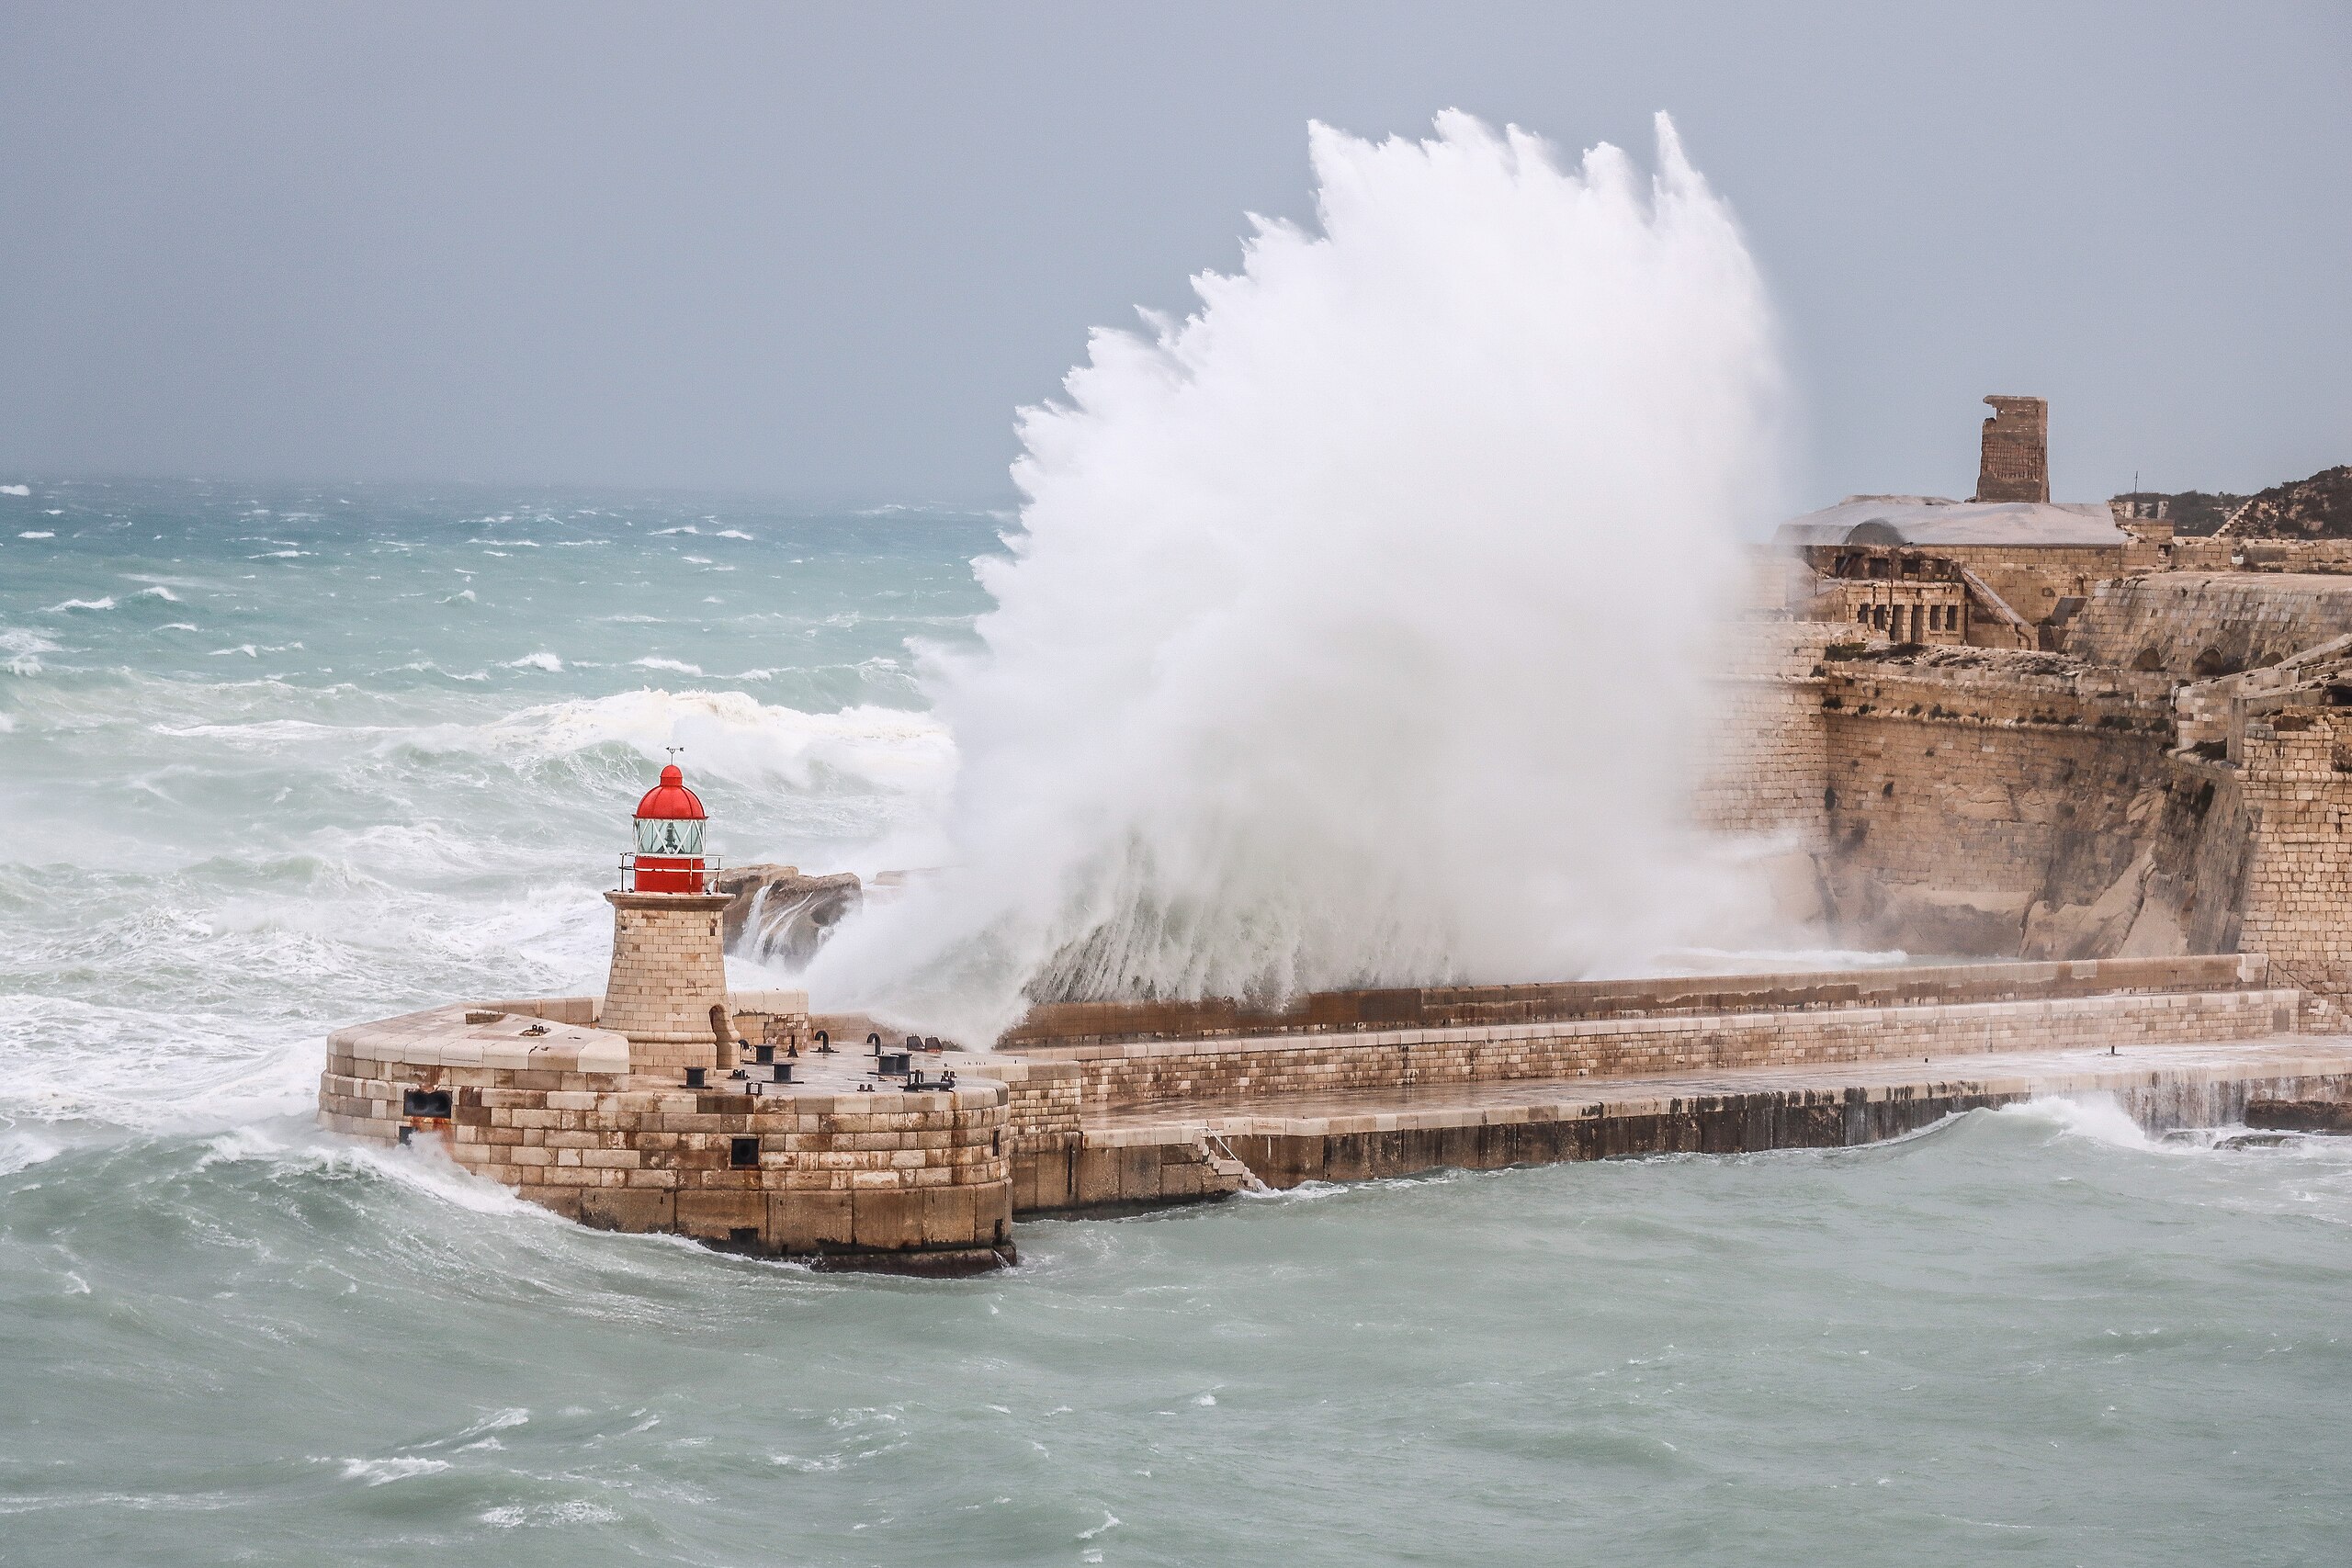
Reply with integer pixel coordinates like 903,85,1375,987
627,763,712,892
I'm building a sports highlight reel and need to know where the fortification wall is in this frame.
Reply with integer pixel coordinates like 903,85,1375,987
1932,544,2121,633
2067,573,2352,674
2235,707,2352,1002
1691,623,1840,843
1813,654,2177,953
2168,538,2352,576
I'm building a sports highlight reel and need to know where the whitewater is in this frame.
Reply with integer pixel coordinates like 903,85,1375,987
809,113,1785,1039
4,119,2349,1565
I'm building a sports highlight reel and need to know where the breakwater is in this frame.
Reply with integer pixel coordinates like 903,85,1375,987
322,953,2352,1266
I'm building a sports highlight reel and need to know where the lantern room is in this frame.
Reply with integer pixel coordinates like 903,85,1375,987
625,762,714,892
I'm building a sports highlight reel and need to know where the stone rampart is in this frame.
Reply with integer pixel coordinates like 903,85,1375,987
2066,573,2352,675
1692,623,1840,842
2235,707,2352,1003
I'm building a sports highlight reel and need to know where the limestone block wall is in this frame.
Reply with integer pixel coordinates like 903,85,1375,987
322,1002,1012,1267
1692,623,1842,842
970,1056,1084,1154
1008,987,2298,1117
1932,545,2121,635
2170,538,2352,577
600,891,734,1069
2066,573,2352,675
2235,709,2352,1000
1817,660,2177,953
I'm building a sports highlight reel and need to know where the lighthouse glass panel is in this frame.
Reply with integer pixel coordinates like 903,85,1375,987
635,818,705,857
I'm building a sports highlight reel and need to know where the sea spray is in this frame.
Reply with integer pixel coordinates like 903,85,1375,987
807,111,1789,1040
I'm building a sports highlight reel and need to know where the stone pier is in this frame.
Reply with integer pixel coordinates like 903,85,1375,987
321,953,2352,1264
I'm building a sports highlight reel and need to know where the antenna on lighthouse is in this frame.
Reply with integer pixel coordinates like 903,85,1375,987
665,745,684,762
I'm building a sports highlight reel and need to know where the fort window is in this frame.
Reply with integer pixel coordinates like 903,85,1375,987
730,1136,760,1168
402,1088,452,1119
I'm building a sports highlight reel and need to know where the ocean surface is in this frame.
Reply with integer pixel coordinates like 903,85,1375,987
5,479,2351,1565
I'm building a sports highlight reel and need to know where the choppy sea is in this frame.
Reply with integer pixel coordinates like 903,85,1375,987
4,479,2349,1565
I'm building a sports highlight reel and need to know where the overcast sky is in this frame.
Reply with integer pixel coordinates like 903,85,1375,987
3,2,2346,510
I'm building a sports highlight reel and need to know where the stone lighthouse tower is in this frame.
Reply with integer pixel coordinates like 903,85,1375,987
602,761,736,1078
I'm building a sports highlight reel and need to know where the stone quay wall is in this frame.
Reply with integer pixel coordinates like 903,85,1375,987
1216,1058,2352,1191
1000,984,2295,1121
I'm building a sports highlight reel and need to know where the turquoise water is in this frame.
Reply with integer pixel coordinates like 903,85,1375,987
4,480,2349,1564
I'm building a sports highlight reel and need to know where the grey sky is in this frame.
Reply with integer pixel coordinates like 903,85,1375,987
3,2,2346,511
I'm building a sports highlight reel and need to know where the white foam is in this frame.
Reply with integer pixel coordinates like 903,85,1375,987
716,529,754,540
480,1501,621,1528
508,651,565,672
1,628,62,657
810,111,1786,1038
44,597,115,613
632,657,705,675
18,529,53,538
132,585,181,602
1,484,29,496
478,688,955,795
1991,1094,2160,1151
335,1457,451,1486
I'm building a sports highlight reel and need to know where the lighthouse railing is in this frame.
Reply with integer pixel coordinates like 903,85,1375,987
618,854,723,894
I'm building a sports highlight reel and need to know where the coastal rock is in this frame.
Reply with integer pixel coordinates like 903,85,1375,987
710,863,864,963
2244,1098,2352,1134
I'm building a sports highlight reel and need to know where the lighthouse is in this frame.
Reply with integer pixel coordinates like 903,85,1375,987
601,761,738,1077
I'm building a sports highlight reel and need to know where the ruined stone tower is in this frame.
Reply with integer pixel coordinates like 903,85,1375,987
1973,394,2049,503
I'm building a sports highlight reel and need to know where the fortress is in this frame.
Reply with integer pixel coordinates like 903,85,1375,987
319,403,2352,1271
